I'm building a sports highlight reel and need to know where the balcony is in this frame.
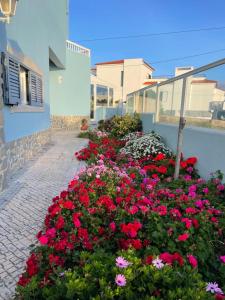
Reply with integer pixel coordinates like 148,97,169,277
66,40,90,57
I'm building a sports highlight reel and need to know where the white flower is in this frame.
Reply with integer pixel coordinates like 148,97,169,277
152,257,164,269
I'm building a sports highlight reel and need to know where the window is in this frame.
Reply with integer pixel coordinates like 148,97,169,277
121,71,124,87
20,66,29,105
109,88,113,106
96,85,108,106
1,53,43,107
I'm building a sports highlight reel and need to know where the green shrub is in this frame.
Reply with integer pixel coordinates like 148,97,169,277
98,114,142,138
16,250,213,300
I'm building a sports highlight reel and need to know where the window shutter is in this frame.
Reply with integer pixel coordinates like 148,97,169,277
4,55,21,105
29,72,43,106
36,76,43,104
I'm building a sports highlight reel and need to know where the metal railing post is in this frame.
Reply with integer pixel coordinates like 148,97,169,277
174,77,187,179
155,86,160,122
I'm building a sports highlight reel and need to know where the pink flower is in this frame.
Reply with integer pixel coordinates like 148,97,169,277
181,218,192,229
178,233,189,242
109,222,116,231
203,187,209,194
115,274,126,286
38,235,48,245
116,256,131,268
220,256,225,264
187,255,198,268
217,184,225,192
46,228,56,239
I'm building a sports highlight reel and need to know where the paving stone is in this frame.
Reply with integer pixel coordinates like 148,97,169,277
0,130,88,299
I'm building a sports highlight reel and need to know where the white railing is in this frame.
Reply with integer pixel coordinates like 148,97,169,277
66,40,90,57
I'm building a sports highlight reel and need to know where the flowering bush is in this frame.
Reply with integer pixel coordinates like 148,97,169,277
120,132,173,159
16,130,225,299
121,131,143,141
17,249,216,299
98,113,143,138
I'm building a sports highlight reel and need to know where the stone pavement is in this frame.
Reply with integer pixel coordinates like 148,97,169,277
0,130,88,300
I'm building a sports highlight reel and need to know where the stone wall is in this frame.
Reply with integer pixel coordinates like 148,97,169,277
0,129,51,192
51,115,90,130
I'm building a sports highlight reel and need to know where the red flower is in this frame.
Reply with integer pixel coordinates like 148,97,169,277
180,161,187,169
145,255,153,265
187,255,198,268
60,190,68,199
186,157,197,165
173,252,184,266
154,153,165,161
130,173,136,179
26,253,38,277
155,205,167,216
18,275,30,287
73,213,81,228
62,200,75,210
192,218,199,229
157,166,167,174
215,294,225,300
178,233,189,242
160,252,173,264
38,235,48,245
55,215,65,230
46,228,56,239
78,228,89,241
79,191,90,207
49,254,64,266
109,222,116,231
131,239,142,250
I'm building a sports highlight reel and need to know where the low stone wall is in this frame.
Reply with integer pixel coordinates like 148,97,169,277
0,129,51,192
51,115,90,130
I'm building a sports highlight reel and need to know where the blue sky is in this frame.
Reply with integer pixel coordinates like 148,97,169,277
69,0,225,76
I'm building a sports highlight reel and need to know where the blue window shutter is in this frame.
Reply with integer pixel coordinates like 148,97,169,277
29,72,43,106
36,76,43,105
5,55,21,105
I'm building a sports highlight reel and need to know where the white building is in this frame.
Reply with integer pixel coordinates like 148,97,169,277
92,58,155,102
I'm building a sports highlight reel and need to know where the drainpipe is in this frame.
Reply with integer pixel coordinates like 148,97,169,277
174,77,187,179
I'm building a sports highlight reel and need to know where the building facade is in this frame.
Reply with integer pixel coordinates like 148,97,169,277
93,58,154,102
0,0,90,191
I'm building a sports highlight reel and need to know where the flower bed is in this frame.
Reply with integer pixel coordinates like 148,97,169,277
16,122,225,299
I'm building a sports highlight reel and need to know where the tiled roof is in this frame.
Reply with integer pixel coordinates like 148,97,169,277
95,60,124,65
191,79,217,84
95,59,155,71
143,81,158,85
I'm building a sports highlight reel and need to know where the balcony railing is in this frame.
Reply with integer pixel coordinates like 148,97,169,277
66,40,90,57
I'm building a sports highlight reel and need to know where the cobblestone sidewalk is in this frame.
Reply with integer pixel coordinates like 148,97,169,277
0,131,88,300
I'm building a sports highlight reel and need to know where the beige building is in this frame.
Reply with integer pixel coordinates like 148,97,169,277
92,58,155,104
141,66,225,118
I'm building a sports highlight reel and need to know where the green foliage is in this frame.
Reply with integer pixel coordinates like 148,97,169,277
98,114,142,138
16,250,213,300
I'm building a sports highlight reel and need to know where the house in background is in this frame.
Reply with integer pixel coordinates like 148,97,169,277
90,58,155,121
0,0,90,192
127,65,225,118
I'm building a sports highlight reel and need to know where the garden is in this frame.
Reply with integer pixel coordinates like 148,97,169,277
16,114,225,299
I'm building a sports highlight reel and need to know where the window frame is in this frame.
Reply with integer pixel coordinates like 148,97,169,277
2,52,44,107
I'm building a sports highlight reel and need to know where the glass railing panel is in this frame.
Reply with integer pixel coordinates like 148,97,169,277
184,63,225,130
158,79,183,124
134,91,144,113
127,94,135,114
144,86,157,113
